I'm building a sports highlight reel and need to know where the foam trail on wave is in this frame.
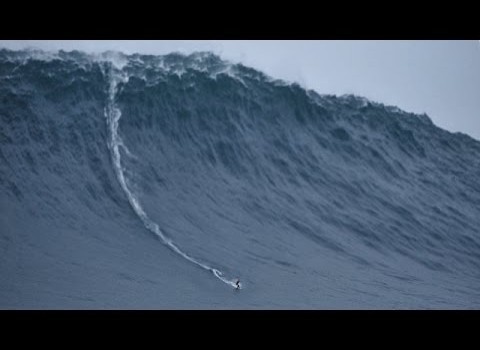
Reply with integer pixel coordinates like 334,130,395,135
103,63,240,289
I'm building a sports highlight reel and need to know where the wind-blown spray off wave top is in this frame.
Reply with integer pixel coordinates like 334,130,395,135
0,49,479,308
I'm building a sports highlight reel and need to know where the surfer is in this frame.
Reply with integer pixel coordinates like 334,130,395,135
235,279,241,290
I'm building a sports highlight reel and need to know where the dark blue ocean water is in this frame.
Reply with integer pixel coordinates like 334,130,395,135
1,49,479,309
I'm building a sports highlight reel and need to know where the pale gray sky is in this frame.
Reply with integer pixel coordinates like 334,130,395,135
1,40,479,139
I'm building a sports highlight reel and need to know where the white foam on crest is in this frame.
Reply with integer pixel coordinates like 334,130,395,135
97,51,129,70
21,48,62,62
208,65,247,87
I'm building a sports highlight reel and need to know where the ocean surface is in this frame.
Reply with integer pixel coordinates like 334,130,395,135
1,49,479,309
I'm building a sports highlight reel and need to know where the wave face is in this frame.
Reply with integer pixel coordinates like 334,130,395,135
1,49,479,308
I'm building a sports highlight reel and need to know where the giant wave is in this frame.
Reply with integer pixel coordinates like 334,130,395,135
0,49,479,308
